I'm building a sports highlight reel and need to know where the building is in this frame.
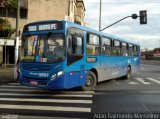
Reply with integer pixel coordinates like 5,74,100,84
0,0,85,65
153,48,160,58
141,50,153,60
141,48,160,60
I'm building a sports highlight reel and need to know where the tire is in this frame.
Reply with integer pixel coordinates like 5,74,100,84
81,71,97,91
124,66,131,80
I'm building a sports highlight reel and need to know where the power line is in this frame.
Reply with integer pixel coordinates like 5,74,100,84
102,2,160,4
148,14,160,16
86,2,160,4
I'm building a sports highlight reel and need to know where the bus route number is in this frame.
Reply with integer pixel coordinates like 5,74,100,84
28,26,37,31
87,57,97,62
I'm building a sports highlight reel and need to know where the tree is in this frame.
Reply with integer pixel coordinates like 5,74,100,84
0,0,11,7
0,0,17,8
0,0,17,38
8,0,18,9
0,0,18,18
0,18,15,38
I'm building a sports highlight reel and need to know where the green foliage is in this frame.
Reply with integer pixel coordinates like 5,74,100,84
0,18,15,38
0,0,17,38
9,0,18,9
0,0,17,9
0,0,11,7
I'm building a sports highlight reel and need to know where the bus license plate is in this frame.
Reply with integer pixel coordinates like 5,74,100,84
30,81,38,85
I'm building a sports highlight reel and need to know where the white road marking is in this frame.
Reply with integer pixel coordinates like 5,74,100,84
128,81,138,85
0,104,91,112
135,78,150,85
9,83,20,85
0,88,94,94
147,78,160,84
0,93,93,97
0,85,35,88
0,98,92,104
0,88,43,92
1,84,94,94
18,115,79,119
116,82,120,84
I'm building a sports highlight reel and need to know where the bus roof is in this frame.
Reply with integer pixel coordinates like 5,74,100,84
24,20,139,46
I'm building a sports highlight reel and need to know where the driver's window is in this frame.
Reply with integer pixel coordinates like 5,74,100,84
68,35,83,55
67,28,84,65
68,35,73,55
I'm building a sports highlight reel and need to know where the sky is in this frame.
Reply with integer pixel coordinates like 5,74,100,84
83,0,160,50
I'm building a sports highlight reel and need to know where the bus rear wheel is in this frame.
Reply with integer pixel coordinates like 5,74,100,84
81,71,97,91
125,66,131,80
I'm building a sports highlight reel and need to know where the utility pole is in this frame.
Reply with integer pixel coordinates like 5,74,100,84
4,39,7,69
14,0,20,79
15,0,20,64
99,0,102,31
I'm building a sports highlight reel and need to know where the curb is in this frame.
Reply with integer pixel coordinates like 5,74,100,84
0,68,16,84
0,79,19,84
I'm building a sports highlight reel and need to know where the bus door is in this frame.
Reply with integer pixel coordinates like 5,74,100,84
65,27,86,88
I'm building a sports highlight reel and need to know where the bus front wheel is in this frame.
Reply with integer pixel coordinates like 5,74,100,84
81,71,97,91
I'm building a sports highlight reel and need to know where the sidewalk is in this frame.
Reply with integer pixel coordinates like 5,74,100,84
0,65,18,84
141,60,160,65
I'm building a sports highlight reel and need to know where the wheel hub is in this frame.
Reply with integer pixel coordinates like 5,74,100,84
86,76,93,87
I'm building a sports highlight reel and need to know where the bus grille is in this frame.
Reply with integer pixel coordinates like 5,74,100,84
23,76,48,80
21,64,51,71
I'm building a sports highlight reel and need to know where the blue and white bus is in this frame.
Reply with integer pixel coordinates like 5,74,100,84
18,20,140,90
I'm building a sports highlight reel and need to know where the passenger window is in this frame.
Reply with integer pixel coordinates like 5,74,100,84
121,42,128,56
128,44,133,56
87,34,101,55
133,45,139,56
101,37,112,56
112,40,120,56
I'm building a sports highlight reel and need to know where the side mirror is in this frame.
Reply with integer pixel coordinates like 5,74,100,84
19,30,21,36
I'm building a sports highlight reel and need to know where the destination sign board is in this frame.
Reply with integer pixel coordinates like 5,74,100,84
23,21,63,32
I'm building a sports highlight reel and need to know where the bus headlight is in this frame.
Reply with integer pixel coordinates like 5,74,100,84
57,71,64,76
51,71,64,80
51,74,57,79
18,68,21,74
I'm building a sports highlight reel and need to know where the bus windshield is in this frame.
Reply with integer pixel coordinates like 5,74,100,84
21,34,65,63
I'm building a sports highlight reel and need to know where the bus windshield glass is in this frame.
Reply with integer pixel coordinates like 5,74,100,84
21,34,65,63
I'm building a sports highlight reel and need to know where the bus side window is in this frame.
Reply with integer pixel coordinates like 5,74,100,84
112,40,120,56
101,37,112,56
121,42,128,56
128,44,133,56
87,33,101,55
137,46,140,56
133,45,139,56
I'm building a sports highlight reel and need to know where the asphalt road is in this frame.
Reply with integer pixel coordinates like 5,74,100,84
92,64,160,114
0,64,160,119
